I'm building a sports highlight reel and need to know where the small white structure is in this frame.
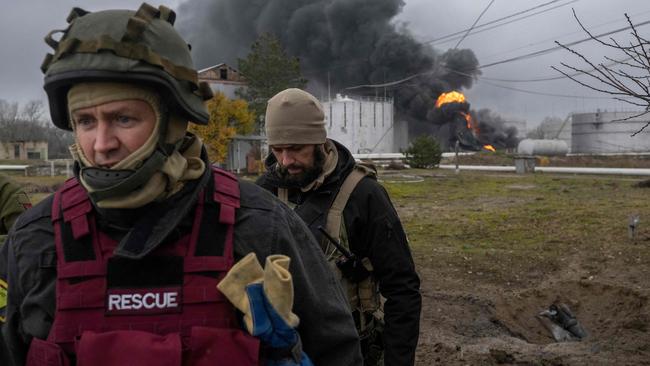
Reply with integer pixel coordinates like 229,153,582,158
322,94,405,154
517,139,569,156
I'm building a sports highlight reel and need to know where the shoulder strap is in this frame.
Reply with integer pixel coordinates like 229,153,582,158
52,178,102,278
211,167,240,225
210,167,240,265
277,188,289,204
53,177,93,240
324,165,374,240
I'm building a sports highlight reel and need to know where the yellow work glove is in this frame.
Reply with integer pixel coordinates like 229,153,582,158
218,253,312,365
218,253,299,332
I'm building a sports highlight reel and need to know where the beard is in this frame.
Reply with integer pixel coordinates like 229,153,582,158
275,147,326,188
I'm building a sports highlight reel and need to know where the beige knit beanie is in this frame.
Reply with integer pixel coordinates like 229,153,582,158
265,88,326,145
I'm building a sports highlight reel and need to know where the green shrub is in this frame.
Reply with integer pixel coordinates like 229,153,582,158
403,135,442,168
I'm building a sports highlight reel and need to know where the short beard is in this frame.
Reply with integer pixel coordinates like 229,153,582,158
275,147,326,188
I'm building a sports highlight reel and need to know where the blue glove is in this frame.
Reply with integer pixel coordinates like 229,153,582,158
246,283,313,366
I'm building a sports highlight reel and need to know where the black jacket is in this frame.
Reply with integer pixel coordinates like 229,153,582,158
0,157,362,366
257,139,422,366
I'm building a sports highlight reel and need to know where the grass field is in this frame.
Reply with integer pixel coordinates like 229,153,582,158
382,169,650,287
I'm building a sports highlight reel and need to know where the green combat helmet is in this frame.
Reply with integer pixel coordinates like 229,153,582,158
42,2,213,130
40,3,214,203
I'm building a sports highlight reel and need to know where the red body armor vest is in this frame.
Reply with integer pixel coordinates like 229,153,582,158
26,167,260,366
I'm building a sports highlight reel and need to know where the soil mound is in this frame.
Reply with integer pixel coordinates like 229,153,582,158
493,281,648,345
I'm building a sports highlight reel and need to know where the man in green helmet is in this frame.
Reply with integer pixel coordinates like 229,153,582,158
0,4,361,366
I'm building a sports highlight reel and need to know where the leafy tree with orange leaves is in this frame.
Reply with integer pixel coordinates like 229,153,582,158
190,91,255,163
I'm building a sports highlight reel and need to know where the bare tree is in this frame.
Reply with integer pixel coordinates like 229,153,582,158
553,10,650,135
0,99,19,124
21,100,45,124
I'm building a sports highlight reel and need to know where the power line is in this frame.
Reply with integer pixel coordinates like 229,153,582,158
454,0,496,48
474,78,623,99
447,57,632,83
344,17,650,91
480,9,650,61
431,0,579,47
478,17,650,69
425,0,576,45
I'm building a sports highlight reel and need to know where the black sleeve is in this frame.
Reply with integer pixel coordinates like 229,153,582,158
235,182,363,366
254,172,278,195
0,196,57,366
345,178,422,366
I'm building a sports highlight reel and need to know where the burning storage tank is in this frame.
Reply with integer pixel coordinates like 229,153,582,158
322,94,408,153
434,91,495,152
572,111,650,154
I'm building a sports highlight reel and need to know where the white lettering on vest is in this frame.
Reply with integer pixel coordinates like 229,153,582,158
107,291,180,311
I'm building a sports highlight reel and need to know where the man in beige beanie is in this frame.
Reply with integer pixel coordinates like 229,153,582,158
0,5,361,366
258,88,422,366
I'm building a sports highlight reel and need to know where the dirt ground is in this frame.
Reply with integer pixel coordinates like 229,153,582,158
382,163,650,365
413,261,649,365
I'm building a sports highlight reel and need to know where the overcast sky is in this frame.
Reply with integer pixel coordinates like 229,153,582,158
1,0,649,128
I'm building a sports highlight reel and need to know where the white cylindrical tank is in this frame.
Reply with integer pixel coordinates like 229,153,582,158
572,111,650,154
517,139,569,156
323,95,395,153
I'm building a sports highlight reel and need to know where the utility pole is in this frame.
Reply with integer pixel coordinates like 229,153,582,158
327,71,331,102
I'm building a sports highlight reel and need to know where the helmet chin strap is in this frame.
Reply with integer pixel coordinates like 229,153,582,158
77,103,181,204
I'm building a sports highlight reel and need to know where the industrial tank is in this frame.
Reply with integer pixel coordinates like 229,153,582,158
322,94,407,153
572,111,650,154
517,139,569,156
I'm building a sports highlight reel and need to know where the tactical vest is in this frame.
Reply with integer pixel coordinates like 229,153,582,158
26,167,261,366
279,164,382,335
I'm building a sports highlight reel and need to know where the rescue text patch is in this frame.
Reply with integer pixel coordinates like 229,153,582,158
106,287,182,316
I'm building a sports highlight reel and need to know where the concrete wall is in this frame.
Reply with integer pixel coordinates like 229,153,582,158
322,95,396,153
25,159,73,177
572,111,650,154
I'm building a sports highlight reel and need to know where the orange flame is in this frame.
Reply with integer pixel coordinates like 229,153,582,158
460,112,473,131
483,145,496,152
435,91,466,108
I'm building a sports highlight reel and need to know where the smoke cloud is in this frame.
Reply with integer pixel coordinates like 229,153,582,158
473,108,519,149
176,0,517,148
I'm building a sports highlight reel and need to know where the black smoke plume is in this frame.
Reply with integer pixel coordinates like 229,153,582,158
176,0,481,125
175,1,517,150
473,108,520,149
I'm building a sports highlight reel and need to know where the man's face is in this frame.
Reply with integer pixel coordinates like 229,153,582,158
72,99,156,168
271,144,317,175
271,144,325,187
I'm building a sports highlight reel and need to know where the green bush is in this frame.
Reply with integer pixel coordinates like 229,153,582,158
403,135,442,168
